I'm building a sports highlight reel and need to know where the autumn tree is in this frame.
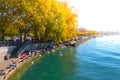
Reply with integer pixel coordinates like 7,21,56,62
61,1,78,41
0,1,11,40
0,0,78,43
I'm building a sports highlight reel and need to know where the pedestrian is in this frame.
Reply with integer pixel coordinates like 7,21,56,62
9,60,16,69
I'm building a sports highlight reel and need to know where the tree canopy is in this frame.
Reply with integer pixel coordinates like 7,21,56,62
0,0,78,43
78,27,99,36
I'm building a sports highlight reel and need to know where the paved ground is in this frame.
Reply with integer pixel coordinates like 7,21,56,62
0,58,18,80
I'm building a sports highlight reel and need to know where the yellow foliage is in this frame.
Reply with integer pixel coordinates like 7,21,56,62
78,28,98,35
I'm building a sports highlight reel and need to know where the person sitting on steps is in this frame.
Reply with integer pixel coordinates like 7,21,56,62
9,60,16,69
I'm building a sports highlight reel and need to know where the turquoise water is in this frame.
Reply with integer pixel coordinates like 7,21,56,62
20,35,120,80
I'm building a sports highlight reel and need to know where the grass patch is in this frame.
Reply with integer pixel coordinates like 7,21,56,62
7,54,46,80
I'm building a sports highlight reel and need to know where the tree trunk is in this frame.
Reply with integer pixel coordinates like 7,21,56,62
1,30,5,41
34,31,38,40
23,31,27,43
11,36,14,40
19,27,23,44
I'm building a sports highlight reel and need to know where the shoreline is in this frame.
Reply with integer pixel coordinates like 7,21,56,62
0,36,93,80
7,54,45,80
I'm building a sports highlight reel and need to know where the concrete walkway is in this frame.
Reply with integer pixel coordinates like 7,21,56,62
0,58,18,80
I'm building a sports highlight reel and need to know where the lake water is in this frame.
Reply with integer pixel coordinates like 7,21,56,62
20,35,120,80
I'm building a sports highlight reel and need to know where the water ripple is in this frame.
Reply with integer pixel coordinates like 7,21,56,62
21,35,120,80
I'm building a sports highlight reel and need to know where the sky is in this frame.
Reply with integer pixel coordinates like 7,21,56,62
66,0,120,32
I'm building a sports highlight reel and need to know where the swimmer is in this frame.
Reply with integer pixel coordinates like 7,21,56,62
31,61,34,64
52,49,55,52
60,54,63,56
59,52,62,53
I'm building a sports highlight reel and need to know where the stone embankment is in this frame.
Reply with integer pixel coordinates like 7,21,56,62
0,47,8,63
0,46,16,63
0,35,93,80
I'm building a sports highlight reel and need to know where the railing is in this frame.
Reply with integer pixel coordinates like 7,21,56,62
0,41,21,47
17,40,32,57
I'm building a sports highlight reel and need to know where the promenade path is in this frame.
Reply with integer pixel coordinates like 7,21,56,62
0,58,18,80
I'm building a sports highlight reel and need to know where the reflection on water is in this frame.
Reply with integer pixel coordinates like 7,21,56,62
21,35,120,80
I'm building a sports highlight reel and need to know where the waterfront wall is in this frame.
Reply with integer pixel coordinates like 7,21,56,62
0,47,7,63
0,46,16,63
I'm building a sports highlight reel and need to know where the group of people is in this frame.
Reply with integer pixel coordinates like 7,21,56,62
21,53,27,59
9,50,38,68
21,50,39,60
